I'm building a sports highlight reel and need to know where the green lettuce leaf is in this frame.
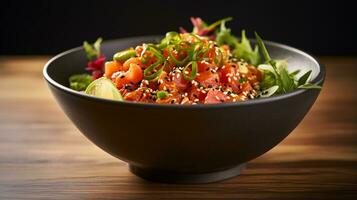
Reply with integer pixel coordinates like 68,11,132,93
215,22,260,65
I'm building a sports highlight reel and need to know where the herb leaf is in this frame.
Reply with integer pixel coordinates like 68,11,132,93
235,30,260,65
83,37,102,60
298,70,312,86
69,74,93,91
254,32,271,62
298,83,322,89
289,69,301,77
216,22,260,65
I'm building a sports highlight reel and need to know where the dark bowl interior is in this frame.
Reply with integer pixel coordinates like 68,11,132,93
43,36,325,183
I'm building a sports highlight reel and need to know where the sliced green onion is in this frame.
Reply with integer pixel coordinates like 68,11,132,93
157,91,169,99
168,45,189,66
144,60,165,80
165,31,180,43
188,33,203,43
113,49,136,62
142,44,165,80
140,55,150,64
182,61,198,81
159,31,181,48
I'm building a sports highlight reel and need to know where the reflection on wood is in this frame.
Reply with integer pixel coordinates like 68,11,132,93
0,56,356,199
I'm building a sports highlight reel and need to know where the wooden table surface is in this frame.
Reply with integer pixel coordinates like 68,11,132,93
0,56,356,200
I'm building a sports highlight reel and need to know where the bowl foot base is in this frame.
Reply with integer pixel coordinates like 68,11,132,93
129,163,246,184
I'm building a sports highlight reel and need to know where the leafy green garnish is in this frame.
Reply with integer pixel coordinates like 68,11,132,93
235,30,260,66
289,69,301,77
259,69,276,89
298,83,322,89
254,32,321,96
69,74,93,91
297,70,312,86
215,21,260,65
83,37,102,60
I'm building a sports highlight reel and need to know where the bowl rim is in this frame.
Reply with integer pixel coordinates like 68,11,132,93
43,35,325,109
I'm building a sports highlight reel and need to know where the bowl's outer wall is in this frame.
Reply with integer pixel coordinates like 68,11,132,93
45,36,324,173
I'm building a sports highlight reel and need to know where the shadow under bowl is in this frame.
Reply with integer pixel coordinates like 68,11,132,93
43,36,325,183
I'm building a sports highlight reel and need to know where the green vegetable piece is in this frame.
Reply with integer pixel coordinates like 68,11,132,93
157,91,169,99
160,31,181,46
113,49,136,62
279,66,296,93
289,69,301,77
298,70,312,86
215,20,238,48
260,70,276,89
168,45,189,66
69,74,93,91
234,30,260,65
166,32,180,42
83,38,102,60
182,61,198,81
205,17,233,32
260,85,279,98
215,22,260,65
239,77,247,83
254,32,271,62
298,83,321,89
143,45,165,80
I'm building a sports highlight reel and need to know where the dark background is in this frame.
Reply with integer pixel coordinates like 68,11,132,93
1,0,356,55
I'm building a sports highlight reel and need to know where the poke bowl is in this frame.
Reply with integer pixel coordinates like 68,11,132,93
43,18,325,183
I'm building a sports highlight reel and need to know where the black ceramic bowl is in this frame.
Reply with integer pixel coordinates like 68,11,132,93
43,36,325,183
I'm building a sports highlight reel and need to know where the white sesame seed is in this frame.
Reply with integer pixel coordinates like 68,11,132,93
181,97,189,104
215,96,220,101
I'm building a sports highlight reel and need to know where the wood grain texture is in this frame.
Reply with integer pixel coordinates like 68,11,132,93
0,56,356,200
